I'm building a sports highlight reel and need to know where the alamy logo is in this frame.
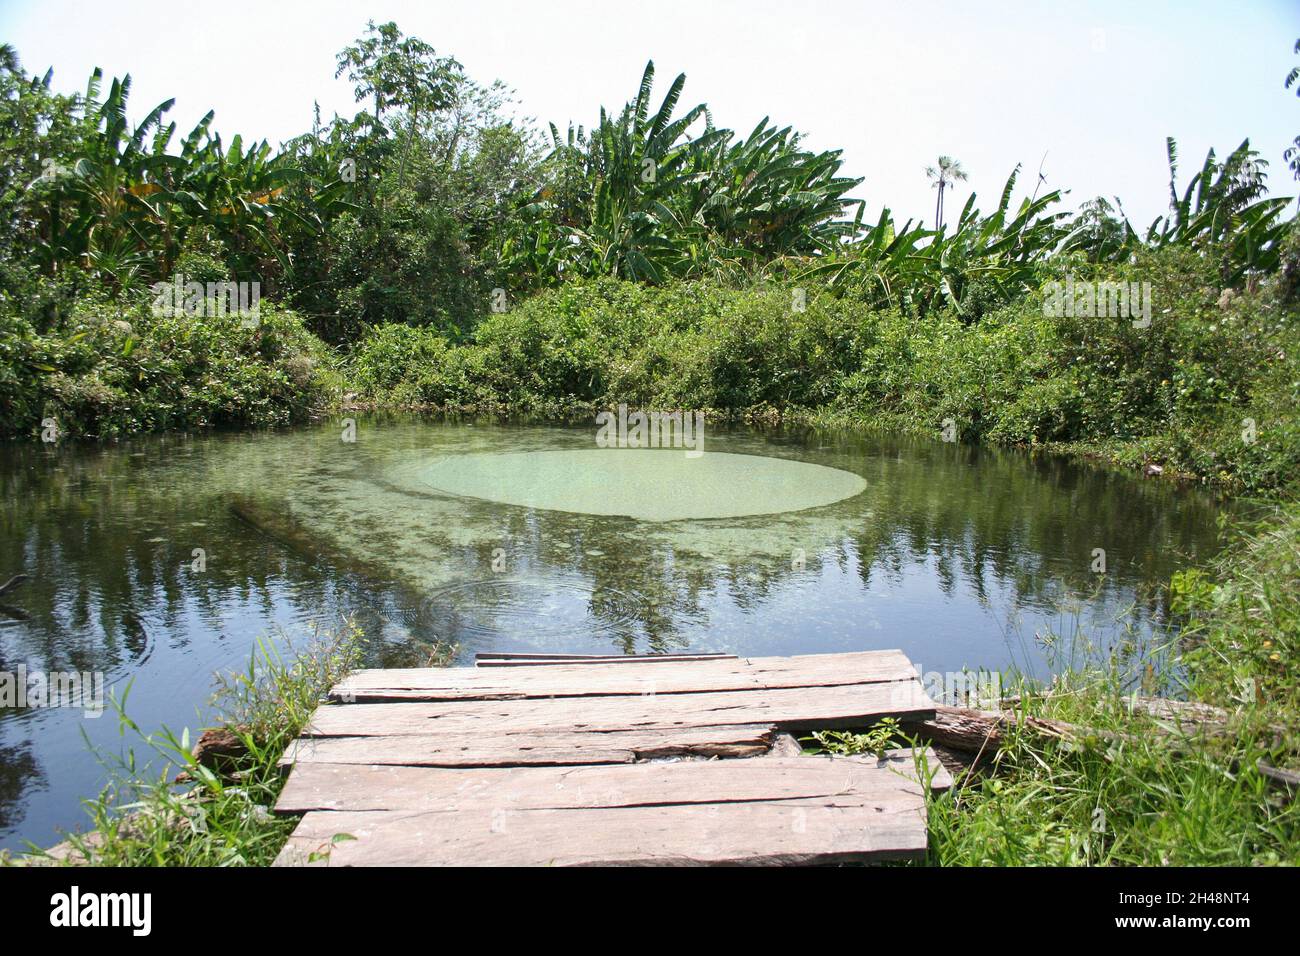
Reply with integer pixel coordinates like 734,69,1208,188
595,403,705,458
150,274,261,327
50,886,151,936
916,667,1001,708
1042,276,1152,328
0,667,104,717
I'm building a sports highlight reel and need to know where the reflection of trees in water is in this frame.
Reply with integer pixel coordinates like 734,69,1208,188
0,741,41,832
342,431,1225,656
398,508,701,656
831,436,1223,624
0,437,439,673
0,425,1227,669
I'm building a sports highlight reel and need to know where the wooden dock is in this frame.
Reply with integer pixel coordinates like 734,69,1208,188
273,649,947,866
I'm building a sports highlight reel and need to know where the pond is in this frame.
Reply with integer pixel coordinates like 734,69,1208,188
0,414,1226,850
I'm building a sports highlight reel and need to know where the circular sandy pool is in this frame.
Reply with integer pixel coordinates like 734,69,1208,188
413,449,868,521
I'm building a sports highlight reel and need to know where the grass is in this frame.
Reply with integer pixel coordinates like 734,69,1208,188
812,501,1300,866
6,619,365,867
923,675,1298,866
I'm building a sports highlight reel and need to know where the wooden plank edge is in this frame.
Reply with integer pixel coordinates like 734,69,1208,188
475,653,737,667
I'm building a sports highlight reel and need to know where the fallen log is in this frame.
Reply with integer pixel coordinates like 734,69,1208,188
1259,758,1300,792
1000,693,1230,723
1120,695,1230,724
901,706,1080,754
228,494,403,588
905,705,1296,800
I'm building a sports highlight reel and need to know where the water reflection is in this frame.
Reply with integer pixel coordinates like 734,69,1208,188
0,416,1225,849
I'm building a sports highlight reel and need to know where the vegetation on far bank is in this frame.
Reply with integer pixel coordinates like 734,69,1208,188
346,233,1300,494
2,24,1298,498
5,236,1297,496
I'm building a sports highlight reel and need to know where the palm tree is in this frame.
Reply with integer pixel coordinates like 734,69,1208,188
1283,39,1299,184
926,155,968,231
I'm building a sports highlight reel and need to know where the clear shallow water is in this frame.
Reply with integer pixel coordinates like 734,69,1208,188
414,449,868,519
0,415,1226,849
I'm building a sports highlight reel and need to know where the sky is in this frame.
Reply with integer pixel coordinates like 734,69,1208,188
2,0,1298,228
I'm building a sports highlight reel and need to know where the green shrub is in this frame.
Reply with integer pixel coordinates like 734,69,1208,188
342,241,1299,492
0,289,336,439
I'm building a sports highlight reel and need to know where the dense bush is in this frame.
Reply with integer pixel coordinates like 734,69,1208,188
0,289,337,439
345,238,1300,492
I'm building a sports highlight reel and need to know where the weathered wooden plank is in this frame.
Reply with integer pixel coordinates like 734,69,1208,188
477,652,651,660
275,797,928,866
273,753,941,866
334,650,918,702
364,650,910,685
275,753,936,815
307,679,935,737
276,796,928,866
280,724,776,768
475,652,736,666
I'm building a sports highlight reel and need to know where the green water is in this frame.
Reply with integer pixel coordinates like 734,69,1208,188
412,449,867,520
0,414,1226,849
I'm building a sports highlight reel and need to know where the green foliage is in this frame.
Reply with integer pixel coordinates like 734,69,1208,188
348,236,1300,493
347,322,456,404
1285,35,1300,183
1,55,307,296
0,286,335,439
0,31,536,344
3,26,1297,474
335,20,461,132
806,504,1300,867
798,167,1068,316
1136,139,1288,283
3,29,1294,348
499,61,862,288
811,718,903,759
1176,502,1300,722
802,139,1288,320
924,696,1299,865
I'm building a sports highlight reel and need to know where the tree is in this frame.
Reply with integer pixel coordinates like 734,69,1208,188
1284,38,1300,184
335,21,460,133
926,155,967,231
335,21,463,197
500,61,862,286
280,25,537,340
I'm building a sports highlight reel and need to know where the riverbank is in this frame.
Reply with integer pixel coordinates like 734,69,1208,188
339,239,1299,496
6,237,1298,494
815,499,1300,864
927,497,1300,865
7,244,1299,507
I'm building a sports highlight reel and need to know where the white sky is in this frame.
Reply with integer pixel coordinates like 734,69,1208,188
2,0,1298,228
